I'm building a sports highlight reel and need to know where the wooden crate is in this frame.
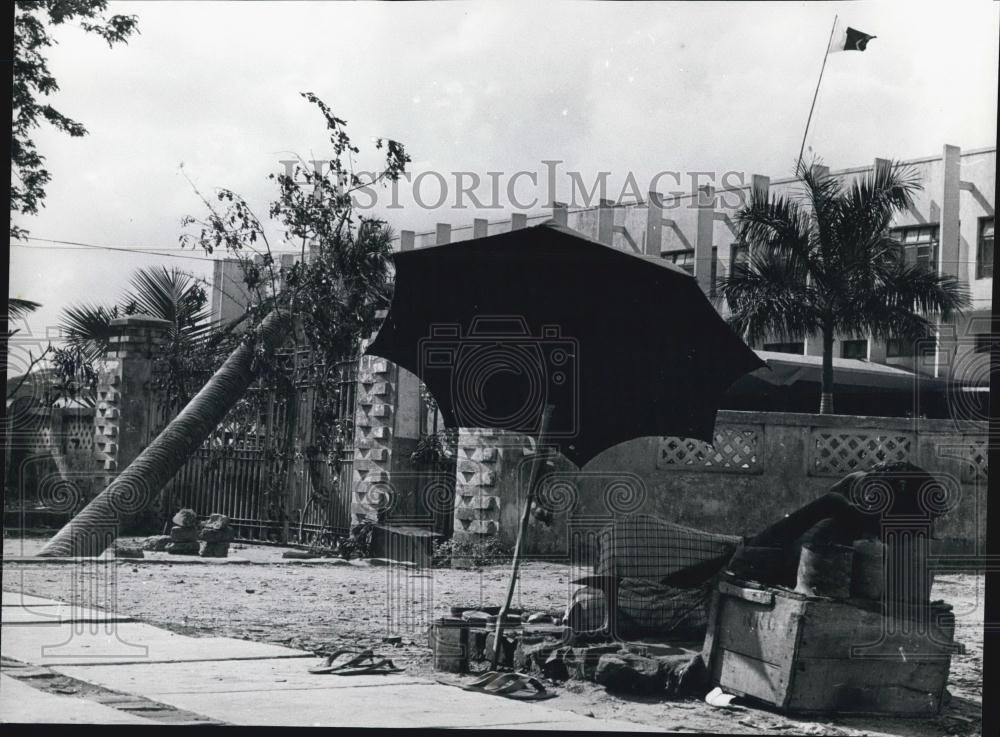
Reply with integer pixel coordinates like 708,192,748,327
702,576,959,715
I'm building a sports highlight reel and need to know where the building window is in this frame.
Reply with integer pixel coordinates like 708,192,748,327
891,225,938,270
841,339,868,360
762,342,805,355
977,218,994,279
731,242,749,277
974,334,995,354
886,338,914,357
663,249,694,274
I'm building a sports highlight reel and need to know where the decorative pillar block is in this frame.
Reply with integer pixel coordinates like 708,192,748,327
452,428,507,543
351,348,396,524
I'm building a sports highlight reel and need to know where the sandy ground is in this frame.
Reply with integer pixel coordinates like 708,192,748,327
2,536,983,735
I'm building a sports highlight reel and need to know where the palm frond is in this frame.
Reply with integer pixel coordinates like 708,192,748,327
734,186,816,275
8,298,41,320
718,249,821,345
127,266,211,328
59,302,119,361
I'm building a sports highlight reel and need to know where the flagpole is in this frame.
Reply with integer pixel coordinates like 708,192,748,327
797,14,839,172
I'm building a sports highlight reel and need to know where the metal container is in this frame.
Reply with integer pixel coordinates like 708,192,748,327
795,543,854,599
851,539,886,600
430,616,469,673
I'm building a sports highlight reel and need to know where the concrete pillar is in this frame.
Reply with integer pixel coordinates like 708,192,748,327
940,145,962,280
936,145,963,378
435,223,451,245
511,213,527,230
352,351,396,523
695,185,716,294
598,199,614,245
453,428,505,544
750,175,770,203
473,218,489,238
645,190,663,257
551,202,568,227
93,315,172,492
400,230,415,251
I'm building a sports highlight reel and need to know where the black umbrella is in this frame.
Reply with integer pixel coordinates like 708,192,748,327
366,220,764,663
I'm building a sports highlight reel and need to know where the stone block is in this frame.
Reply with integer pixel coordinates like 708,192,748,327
563,645,622,681
199,541,230,558
170,526,199,543
164,541,199,555
172,509,198,528
114,545,144,559
594,653,665,694
199,527,235,543
140,535,171,552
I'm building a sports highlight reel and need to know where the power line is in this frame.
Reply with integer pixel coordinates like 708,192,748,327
12,236,306,262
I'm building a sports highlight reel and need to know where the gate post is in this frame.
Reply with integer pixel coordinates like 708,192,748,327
93,315,171,507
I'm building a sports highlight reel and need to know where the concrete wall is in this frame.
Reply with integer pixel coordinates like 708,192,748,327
518,410,988,558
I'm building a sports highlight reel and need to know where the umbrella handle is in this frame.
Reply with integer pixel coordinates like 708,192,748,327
490,403,556,668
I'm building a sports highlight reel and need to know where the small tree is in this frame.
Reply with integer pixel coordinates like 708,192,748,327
718,158,969,414
12,1,139,238
180,93,410,536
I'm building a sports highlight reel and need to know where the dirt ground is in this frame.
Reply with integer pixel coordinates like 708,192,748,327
2,536,983,736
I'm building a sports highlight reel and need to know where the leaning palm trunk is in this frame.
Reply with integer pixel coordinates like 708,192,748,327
39,310,290,557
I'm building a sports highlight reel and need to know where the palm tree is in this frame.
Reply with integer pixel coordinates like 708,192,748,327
59,266,234,411
39,309,290,557
718,158,969,414
60,266,212,358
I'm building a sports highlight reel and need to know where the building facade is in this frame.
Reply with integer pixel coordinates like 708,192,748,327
394,144,994,390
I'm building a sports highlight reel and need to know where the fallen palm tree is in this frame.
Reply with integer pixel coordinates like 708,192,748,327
38,310,290,557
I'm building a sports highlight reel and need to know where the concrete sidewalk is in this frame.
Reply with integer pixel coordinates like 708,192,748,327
1,588,656,730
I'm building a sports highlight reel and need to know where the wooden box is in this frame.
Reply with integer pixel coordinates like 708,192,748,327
702,577,959,715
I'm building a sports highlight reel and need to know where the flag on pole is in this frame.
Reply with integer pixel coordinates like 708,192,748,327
828,21,876,53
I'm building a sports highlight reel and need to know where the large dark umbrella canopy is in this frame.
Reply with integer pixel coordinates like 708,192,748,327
367,221,764,468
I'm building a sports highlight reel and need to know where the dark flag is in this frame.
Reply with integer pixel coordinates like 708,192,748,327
829,24,876,53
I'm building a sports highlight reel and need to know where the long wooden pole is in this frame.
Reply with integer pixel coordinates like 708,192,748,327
490,404,555,668
797,15,839,172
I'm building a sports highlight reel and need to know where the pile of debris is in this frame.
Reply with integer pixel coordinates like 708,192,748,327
198,513,235,558
432,463,961,716
140,509,235,558
166,508,200,555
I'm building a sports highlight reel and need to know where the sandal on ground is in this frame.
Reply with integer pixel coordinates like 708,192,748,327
308,649,374,674
460,671,506,692
487,673,557,701
333,655,405,676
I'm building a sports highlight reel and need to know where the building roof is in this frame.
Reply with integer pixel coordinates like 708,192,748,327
747,350,947,391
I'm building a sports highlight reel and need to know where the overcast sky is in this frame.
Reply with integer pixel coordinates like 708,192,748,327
8,0,999,364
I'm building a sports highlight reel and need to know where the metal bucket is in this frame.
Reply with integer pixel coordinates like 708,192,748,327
795,543,854,599
851,539,886,600
430,617,469,673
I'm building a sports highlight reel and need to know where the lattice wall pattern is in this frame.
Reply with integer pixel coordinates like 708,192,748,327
657,426,761,473
962,438,988,483
63,414,95,453
810,431,912,477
